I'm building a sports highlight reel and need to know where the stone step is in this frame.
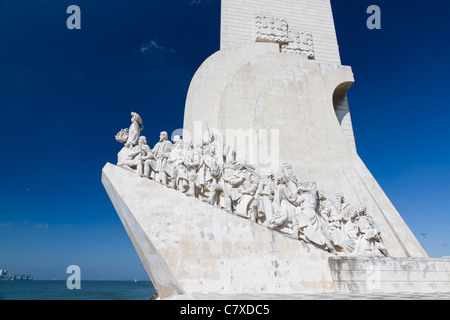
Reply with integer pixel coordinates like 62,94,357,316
329,257,450,293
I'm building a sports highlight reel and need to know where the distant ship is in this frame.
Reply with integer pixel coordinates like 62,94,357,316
0,270,33,281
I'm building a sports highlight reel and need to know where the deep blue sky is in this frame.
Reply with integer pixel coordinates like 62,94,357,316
0,0,449,280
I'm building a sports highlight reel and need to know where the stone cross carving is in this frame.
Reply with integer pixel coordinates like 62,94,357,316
255,13,315,59
281,30,315,59
255,14,288,43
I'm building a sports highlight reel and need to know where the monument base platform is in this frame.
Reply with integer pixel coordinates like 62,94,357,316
102,163,450,299
329,257,450,294
188,292,450,300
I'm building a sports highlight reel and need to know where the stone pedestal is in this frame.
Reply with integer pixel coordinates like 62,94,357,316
102,163,338,299
329,257,450,293
102,163,450,299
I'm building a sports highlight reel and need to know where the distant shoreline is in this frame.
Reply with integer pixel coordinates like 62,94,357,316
0,279,153,282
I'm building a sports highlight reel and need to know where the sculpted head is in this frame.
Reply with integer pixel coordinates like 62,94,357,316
237,160,246,170
184,140,193,150
139,136,147,146
358,205,367,216
173,135,183,148
282,163,297,182
349,208,359,221
276,175,285,185
317,190,325,200
336,193,344,203
160,131,168,142
266,169,275,179
131,112,142,124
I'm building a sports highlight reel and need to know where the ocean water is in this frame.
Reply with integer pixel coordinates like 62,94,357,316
0,280,156,300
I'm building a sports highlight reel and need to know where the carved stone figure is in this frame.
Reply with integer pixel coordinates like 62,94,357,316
242,172,262,223
254,170,276,224
320,207,344,251
194,140,209,197
342,208,361,255
149,131,173,186
118,136,153,177
292,184,337,254
357,206,389,257
222,161,260,218
204,128,236,165
202,144,218,188
316,191,344,251
182,140,201,197
317,191,332,217
334,193,352,219
126,112,144,148
269,175,297,231
115,112,143,146
116,112,144,165
223,164,246,213
113,115,390,258
207,155,224,207
166,135,184,189
281,163,299,192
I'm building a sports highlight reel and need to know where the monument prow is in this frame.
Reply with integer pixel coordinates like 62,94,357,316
102,162,450,298
102,163,337,298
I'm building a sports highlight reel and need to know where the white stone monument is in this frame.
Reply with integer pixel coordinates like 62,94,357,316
102,0,450,299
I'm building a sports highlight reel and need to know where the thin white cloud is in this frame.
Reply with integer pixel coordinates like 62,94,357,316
140,40,175,54
35,223,49,229
0,222,11,228
189,0,215,5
